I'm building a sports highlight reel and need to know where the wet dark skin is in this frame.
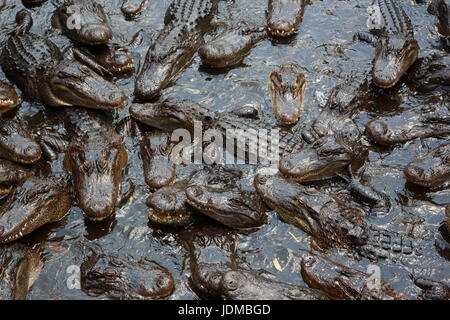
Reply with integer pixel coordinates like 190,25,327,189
428,0,449,41
0,176,72,244
189,262,233,298
0,159,33,194
1,10,126,111
404,143,450,189
269,64,307,125
141,131,176,189
55,0,112,45
365,105,450,146
414,277,450,300
198,27,268,68
408,52,450,92
0,244,42,300
0,119,42,164
121,0,147,19
85,44,133,75
185,184,268,230
0,81,20,112
300,255,404,300
267,0,306,37
81,253,174,299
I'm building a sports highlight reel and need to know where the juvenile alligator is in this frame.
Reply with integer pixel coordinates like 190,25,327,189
134,0,218,99
404,143,450,188
254,173,425,261
1,10,126,110
141,131,176,189
54,0,112,45
185,184,268,230
408,52,450,93
300,255,404,300
198,27,268,68
84,44,133,75
355,0,419,88
63,108,128,221
428,0,449,43
130,98,305,159
365,104,450,146
0,176,72,244
278,135,362,182
0,81,20,112
0,244,42,300
0,160,33,194
0,119,42,164
269,63,307,125
121,0,147,19
267,0,306,37
81,252,175,299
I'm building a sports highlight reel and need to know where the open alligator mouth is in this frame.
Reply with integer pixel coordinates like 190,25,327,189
266,0,305,38
267,25,298,37
0,82,20,111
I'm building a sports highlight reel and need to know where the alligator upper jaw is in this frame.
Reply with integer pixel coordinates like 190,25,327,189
373,37,419,88
47,60,126,110
130,102,190,131
0,125,43,165
267,0,304,38
0,82,20,112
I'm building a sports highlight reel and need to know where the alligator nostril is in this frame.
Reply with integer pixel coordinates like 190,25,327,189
404,164,424,180
303,256,316,268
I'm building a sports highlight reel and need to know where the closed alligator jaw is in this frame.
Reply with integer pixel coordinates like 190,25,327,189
267,0,305,38
0,81,20,111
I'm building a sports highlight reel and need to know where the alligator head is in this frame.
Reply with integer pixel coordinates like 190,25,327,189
0,120,42,164
373,36,419,88
278,135,357,181
269,65,306,125
64,142,128,221
0,177,72,244
43,59,126,110
267,0,305,37
56,0,112,45
0,81,20,112
185,185,268,229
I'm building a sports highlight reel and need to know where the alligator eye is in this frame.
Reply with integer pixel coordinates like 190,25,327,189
228,198,243,207
99,158,107,169
256,175,268,185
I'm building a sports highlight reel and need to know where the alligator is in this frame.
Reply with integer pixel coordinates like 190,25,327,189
54,0,112,45
198,26,268,68
1,10,126,110
300,254,404,300
185,184,268,230
80,252,175,299
414,277,450,300
254,173,425,261
278,135,362,182
0,176,72,244
266,0,306,37
408,52,450,93
404,143,450,189
219,269,328,300
269,63,307,125
189,262,232,298
121,0,147,19
141,131,176,189
0,80,20,112
147,166,242,227
354,0,419,88
84,44,133,75
134,0,219,99
0,119,42,164
365,104,450,146
0,159,33,194
130,98,306,161
62,108,128,221
0,244,42,300
428,0,449,43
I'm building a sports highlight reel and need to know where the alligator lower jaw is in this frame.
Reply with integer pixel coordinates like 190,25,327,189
0,99,19,111
147,207,192,227
267,26,297,38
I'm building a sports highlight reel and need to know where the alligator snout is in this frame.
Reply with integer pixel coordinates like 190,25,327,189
78,24,112,45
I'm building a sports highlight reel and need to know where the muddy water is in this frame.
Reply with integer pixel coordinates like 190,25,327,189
0,0,448,299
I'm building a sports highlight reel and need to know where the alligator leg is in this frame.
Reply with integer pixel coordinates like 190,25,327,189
70,48,113,77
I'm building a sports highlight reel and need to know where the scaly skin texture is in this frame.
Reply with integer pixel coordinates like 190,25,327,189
408,52,450,93
63,108,128,221
428,0,449,40
301,255,404,300
365,105,450,146
55,0,112,45
185,184,268,229
134,0,218,99
269,63,306,125
356,0,419,88
81,253,174,299
414,277,450,300
0,244,42,300
0,176,72,244
0,159,33,194
141,131,176,189
254,174,424,260
0,81,20,112
198,27,267,68
0,10,125,110
130,98,306,157
0,119,42,164
278,135,360,182
147,167,242,227
219,269,328,300
85,44,133,74
189,262,232,298
404,143,450,188
267,0,306,37
121,0,147,19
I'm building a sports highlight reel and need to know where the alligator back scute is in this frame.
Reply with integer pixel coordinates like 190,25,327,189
377,0,414,36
